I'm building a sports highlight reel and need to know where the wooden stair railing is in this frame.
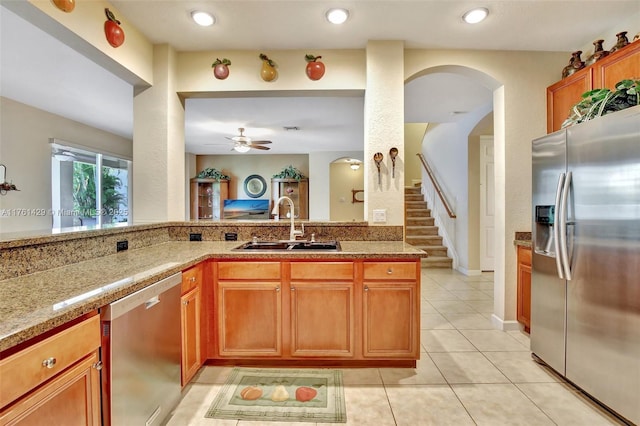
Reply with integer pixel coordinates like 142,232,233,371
416,153,456,219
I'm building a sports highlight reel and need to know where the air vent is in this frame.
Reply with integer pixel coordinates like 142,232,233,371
283,126,300,131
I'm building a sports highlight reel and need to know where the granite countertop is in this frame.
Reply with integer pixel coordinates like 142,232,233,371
514,231,532,248
0,240,425,352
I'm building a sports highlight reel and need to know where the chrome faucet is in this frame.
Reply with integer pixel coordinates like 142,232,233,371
272,196,304,241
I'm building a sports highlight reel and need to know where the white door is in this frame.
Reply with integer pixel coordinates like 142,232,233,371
479,136,494,271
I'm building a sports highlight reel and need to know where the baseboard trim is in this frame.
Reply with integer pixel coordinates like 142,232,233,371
491,314,521,331
455,267,482,276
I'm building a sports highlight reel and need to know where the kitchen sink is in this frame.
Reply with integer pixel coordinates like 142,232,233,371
234,241,341,251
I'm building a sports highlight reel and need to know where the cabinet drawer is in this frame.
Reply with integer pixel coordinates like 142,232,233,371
217,261,280,280
290,262,353,280
363,262,417,280
518,245,531,267
0,314,100,408
182,263,203,294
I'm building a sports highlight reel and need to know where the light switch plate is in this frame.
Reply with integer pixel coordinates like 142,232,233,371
373,209,387,223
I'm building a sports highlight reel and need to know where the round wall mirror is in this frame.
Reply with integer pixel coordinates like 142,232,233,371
244,174,267,198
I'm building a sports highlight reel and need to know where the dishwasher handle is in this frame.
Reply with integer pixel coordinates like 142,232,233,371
145,296,160,310
101,273,182,321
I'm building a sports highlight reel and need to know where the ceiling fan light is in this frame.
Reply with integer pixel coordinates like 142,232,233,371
462,7,488,24
233,144,251,153
191,11,215,27
326,8,349,25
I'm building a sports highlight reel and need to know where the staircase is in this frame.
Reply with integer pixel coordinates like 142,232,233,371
405,186,453,268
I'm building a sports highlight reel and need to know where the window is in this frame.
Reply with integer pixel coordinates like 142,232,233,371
51,141,131,229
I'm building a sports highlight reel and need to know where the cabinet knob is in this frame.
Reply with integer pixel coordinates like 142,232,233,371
190,277,196,283
387,268,393,274
275,286,280,292
42,357,57,369
364,285,369,292
291,286,295,291
183,300,189,305
92,361,103,371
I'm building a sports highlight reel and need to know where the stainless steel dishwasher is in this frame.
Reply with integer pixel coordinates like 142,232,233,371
101,272,182,426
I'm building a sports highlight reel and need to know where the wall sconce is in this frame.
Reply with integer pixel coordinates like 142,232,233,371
350,162,361,170
0,164,20,195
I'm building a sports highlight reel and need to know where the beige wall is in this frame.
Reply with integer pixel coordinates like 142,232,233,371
404,123,427,186
0,97,132,233
330,162,364,221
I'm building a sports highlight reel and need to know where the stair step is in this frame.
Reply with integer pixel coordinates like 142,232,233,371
406,208,432,217
406,235,443,245
406,226,439,236
406,217,435,226
405,201,428,209
421,256,453,268
404,194,423,201
417,246,449,257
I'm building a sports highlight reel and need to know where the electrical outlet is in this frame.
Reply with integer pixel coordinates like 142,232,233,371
189,233,202,241
224,232,238,241
116,240,128,252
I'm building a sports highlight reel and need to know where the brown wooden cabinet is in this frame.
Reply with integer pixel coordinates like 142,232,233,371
212,258,421,364
271,178,309,219
190,178,229,220
516,245,532,333
289,262,355,358
216,261,282,357
362,262,420,358
181,264,204,385
547,42,640,133
0,315,101,425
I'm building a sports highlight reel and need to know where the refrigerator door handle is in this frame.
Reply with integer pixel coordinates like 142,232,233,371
554,173,565,279
559,171,572,280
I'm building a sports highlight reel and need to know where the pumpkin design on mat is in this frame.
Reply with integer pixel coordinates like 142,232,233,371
239,386,262,400
259,53,277,82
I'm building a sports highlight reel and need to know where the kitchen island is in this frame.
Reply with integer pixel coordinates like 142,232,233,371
0,239,425,353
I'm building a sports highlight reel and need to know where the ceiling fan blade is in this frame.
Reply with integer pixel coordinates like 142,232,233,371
250,140,272,144
250,144,270,150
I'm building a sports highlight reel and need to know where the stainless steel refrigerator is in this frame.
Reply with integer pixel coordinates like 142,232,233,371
531,105,640,425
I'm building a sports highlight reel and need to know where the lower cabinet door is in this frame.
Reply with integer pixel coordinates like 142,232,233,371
181,287,201,385
217,282,282,357
0,351,101,426
362,282,419,358
290,282,355,357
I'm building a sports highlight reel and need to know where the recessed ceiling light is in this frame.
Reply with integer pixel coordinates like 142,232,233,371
462,7,488,24
191,11,215,27
326,8,349,25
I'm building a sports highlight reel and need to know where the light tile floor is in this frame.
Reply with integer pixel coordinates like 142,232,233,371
165,269,626,426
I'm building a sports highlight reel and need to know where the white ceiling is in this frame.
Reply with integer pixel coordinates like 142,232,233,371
1,1,638,155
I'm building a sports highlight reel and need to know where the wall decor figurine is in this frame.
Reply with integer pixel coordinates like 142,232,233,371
610,31,629,53
585,40,609,66
305,54,325,80
104,8,125,48
561,51,584,79
52,0,75,13
212,58,231,80
389,147,399,178
259,53,277,82
373,152,384,185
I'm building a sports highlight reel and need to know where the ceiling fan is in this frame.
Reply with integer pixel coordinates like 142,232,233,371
225,128,272,152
